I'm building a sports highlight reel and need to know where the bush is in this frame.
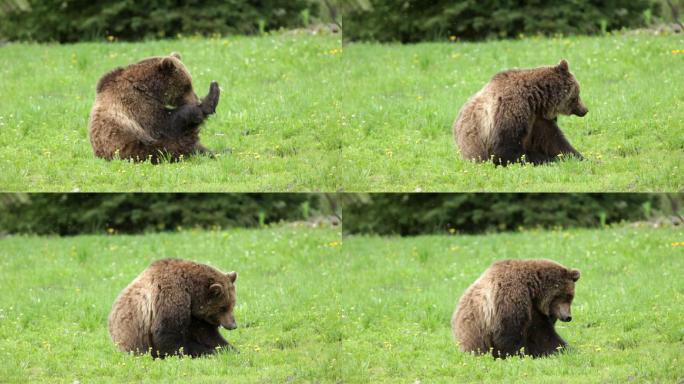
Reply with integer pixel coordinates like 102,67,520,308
344,0,659,43
0,0,319,43
343,193,659,236
0,194,321,235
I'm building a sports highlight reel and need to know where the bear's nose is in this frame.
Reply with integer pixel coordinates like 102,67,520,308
225,322,237,330
562,316,572,322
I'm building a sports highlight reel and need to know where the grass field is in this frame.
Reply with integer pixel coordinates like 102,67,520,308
338,226,684,382
340,33,684,192
0,32,342,192
2,33,682,192
1,224,681,382
0,225,344,383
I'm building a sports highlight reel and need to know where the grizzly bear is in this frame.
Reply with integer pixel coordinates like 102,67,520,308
451,259,580,358
88,53,219,163
108,259,238,358
453,60,587,166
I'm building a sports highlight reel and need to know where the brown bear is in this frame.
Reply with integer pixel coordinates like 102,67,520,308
108,258,238,358
451,259,580,358
453,60,588,166
88,53,219,163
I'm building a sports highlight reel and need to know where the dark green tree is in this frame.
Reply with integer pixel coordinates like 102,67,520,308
0,193,321,235
343,193,659,236
0,0,318,42
344,0,658,43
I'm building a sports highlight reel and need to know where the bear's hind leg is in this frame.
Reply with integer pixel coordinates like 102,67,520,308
491,328,525,358
490,114,530,166
490,294,533,358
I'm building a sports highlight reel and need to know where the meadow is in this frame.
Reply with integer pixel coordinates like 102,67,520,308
338,225,684,382
340,33,684,192
0,32,342,192
1,224,682,382
2,33,682,193
0,225,344,383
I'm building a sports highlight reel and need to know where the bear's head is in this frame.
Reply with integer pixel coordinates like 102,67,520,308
194,270,238,330
538,265,580,323
126,52,200,109
545,59,588,119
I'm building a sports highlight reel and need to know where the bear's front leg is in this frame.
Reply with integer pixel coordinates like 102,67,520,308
189,318,230,349
152,327,217,358
524,151,556,165
193,144,215,158
526,327,567,357
150,295,214,358
163,104,205,140
200,81,220,116
532,118,583,161
525,310,567,357
184,338,221,357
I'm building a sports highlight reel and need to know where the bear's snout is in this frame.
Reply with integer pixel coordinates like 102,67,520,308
560,315,572,322
220,314,237,330
573,104,588,117
223,321,237,330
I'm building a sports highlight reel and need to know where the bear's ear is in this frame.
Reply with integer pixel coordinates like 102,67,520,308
569,269,580,282
556,59,569,73
170,52,182,61
209,283,224,297
226,271,238,283
159,57,177,73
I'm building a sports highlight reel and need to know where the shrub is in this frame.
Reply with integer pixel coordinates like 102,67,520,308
342,193,659,236
344,0,659,43
0,193,320,235
0,0,319,42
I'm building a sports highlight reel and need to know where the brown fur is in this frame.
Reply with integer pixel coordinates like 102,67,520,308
108,259,238,358
88,53,219,163
451,259,580,358
453,60,587,165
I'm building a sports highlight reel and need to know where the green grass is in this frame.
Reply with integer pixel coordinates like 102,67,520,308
1,225,682,382
2,33,682,192
340,33,684,191
0,32,342,192
338,226,684,382
0,225,344,383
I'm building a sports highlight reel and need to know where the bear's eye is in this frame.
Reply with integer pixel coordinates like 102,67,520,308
220,305,229,312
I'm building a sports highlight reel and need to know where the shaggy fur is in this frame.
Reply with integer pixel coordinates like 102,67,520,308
108,259,238,358
453,60,587,165
451,259,580,358
88,53,219,163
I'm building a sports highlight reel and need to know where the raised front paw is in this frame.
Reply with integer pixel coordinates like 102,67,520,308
200,81,220,115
